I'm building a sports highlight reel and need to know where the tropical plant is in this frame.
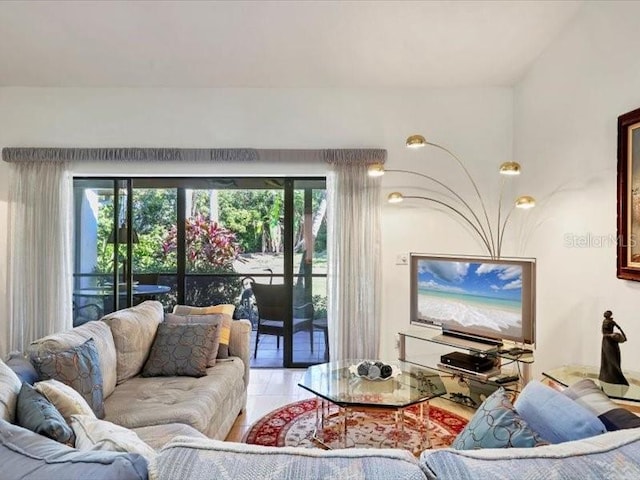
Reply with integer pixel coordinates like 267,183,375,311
162,214,240,273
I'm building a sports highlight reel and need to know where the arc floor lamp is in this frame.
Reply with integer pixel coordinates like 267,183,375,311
369,134,535,259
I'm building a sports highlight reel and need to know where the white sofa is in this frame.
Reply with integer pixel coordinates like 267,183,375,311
27,300,252,442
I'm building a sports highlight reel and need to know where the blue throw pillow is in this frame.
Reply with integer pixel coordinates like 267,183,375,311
16,383,74,445
452,387,547,449
6,352,39,385
30,338,105,419
562,379,640,431
514,380,607,444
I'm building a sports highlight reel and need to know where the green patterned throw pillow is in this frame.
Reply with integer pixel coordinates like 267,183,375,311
30,338,105,419
16,383,74,445
141,323,217,378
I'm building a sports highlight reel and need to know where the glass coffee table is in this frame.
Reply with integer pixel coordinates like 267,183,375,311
298,360,446,454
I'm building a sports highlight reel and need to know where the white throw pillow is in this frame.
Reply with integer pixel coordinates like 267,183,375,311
0,359,22,423
70,414,156,463
34,379,96,422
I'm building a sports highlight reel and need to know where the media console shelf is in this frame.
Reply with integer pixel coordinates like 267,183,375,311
398,328,534,408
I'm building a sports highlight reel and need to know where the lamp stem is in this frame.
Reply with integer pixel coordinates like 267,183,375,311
497,205,515,258
402,195,495,258
426,141,496,257
385,168,492,253
496,177,506,259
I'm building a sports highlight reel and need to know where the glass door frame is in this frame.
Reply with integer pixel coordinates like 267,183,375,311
73,175,327,368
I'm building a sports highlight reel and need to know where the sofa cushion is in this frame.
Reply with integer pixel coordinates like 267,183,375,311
0,419,148,480
133,423,207,450
562,378,640,431
34,378,97,422
30,338,105,419
164,312,222,365
452,387,547,449
514,380,607,443
16,383,75,445
420,426,640,480
28,320,117,398
105,358,245,435
102,301,164,384
70,414,156,463
6,352,39,385
141,323,217,378
157,436,427,480
0,358,22,423
172,304,234,358
27,320,116,397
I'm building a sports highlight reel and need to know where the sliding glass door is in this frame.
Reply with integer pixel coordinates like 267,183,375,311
72,176,327,368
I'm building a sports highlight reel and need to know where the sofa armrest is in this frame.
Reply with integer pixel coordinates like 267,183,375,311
157,436,425,480
229,319,251,388
420,427,640,480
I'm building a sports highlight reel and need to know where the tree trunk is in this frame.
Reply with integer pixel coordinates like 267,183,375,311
209,190,219,222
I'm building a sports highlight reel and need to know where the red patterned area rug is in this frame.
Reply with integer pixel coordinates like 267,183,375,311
243,398,468,452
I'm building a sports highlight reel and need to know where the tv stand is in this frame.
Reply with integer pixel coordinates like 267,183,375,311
430,331,501,353
441,329,503,347
397,328,534,408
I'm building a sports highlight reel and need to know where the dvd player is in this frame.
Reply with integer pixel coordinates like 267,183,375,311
440,351,496,373
437,363,502,381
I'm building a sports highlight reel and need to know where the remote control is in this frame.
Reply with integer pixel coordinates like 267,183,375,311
493,374,520,384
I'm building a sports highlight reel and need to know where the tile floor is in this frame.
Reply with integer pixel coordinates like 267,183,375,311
249,329,329,368
225,368,311,441
224,368,475,442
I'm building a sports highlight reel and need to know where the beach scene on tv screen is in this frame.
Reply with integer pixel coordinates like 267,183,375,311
417,260,523,339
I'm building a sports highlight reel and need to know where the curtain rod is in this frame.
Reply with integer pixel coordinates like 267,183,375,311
2,147,386,165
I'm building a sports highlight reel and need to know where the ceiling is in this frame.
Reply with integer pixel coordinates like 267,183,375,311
0,0,583,88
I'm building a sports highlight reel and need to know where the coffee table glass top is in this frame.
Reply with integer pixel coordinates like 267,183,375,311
543,364,640,403
298,360,446,409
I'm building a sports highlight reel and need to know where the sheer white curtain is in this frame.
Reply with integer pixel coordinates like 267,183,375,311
8,161,73,352
327,162,382,361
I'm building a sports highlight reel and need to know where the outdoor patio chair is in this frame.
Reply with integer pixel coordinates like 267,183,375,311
250,281,315,359
73,301,103,327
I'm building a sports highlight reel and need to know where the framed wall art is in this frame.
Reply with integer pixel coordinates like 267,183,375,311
617,107,640,280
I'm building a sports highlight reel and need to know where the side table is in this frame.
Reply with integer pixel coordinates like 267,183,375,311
543,364,640,412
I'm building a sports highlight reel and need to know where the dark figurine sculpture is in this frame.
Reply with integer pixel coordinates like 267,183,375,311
599,310,629,386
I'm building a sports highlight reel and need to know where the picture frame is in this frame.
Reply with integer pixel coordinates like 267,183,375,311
617,107,640,280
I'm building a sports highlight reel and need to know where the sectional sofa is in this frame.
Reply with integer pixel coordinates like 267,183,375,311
0,300,252,479
27,300,252,441
2,300,640,479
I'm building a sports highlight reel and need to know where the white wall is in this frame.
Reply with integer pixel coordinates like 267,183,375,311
0,87,513,357
3,3,638,379
514,1,640,376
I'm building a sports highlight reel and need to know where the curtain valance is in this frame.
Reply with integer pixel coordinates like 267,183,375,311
2,147,386,165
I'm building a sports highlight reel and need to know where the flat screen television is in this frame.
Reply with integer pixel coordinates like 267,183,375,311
410,253,536,346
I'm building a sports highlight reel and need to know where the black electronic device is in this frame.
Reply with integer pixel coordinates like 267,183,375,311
440,351,495,373
493,374,520,384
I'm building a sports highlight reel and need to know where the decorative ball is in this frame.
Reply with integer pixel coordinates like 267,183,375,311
380,364,393,378
357,362,370,376
367,365,381,379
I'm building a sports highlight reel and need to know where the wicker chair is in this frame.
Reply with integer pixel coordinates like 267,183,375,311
250,281,314,359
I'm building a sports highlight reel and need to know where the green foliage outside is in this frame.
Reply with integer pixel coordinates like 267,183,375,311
89,186,327,314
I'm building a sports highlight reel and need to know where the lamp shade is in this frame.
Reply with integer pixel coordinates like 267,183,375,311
367,163,385,177
515,195,536,209
387,192,404,203
405,134,427,149
499,161,521,175
107,225,139,244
